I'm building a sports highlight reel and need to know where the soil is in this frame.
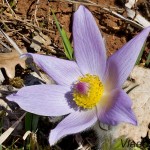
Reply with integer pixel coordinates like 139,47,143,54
0,0,150,149
1,0,150,56
10,0,150,55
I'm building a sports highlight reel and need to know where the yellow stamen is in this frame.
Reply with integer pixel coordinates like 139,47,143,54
73,74,104,109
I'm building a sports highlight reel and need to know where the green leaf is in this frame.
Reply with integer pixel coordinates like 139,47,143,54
25,113,39,132
32,115,39,132
52,10,62,35
61,28,73,59
133,147,142,150
0,145,2,150
135,42,146,65
112,136,130,150
25,113,32,131
101,135,133,150
145,52,150,67
52,10,73,60
101,136,112,150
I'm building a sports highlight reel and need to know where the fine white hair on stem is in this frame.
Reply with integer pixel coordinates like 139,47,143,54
93,122,113,149
34,0,40,26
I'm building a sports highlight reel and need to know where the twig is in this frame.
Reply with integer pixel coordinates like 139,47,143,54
144,2,150,17
1,14,54,33
5,0,16,17
0,29,24,55
56,0,123,11
102,7,143,29
34,0,40,27
2,0,5,4
16,18,55,33
0,3,54,33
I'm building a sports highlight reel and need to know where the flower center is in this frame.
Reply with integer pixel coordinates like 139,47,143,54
73,74,104,109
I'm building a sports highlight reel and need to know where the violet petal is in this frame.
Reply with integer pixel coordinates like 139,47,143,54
104,27,150,90
26,53,82,85
73,5,106,79
7,85,75,116
49,109,97,145
98,89,137,125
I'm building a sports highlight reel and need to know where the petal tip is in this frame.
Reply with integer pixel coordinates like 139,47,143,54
49,130,57,146
75,5,87,15
6,94,16,102
144,26,150,32
131,118,138,126
78,5,85,10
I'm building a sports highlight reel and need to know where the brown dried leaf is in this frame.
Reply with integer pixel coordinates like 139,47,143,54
0,49,26,78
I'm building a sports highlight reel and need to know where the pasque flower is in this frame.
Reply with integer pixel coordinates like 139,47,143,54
7,5,150,145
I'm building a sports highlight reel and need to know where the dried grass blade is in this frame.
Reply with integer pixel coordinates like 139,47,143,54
0,29,23,55
0,112,26,145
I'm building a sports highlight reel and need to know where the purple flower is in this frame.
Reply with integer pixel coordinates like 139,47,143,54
7,5,150,145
